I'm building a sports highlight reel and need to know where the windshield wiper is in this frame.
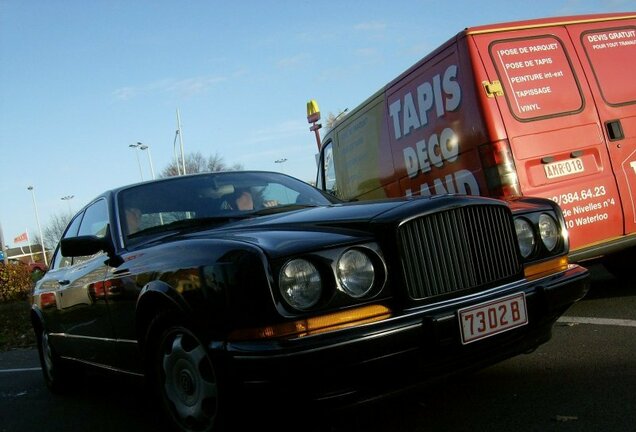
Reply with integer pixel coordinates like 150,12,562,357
250,204,317,216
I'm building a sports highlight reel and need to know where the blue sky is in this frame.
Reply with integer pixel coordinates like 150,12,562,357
1,0,634,249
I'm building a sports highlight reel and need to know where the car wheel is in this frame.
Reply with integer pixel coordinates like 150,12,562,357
154,325,223,432
36,329,70,393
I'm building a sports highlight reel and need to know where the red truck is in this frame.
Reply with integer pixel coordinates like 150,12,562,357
311,13,636,275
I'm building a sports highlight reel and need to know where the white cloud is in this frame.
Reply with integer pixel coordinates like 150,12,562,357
277,53,311,69
356,47,379,58
245,120,307,145
165,76,227,97
354,21,387,32
113,75,228,100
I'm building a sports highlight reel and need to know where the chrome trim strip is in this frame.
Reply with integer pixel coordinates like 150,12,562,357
59,356,144,377
48,333,138,345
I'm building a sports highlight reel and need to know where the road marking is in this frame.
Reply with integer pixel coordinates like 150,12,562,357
0,367,41,373
558,316,636,328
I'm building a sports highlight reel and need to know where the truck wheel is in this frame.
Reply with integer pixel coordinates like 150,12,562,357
36,329,72,393
152,325,224,432
603,249,635,280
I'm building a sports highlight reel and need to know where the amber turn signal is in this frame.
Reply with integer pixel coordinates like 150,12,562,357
229,304,392,341
524,256,569,279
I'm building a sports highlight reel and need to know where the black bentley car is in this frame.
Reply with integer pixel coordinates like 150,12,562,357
31,171,588,431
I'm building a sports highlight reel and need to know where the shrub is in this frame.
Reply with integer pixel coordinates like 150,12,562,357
0,301,35,350
0,263,33,303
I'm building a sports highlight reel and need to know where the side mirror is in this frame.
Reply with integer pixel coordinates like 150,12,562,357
61,234,113,257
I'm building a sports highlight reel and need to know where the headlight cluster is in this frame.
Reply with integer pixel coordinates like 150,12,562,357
514,213,561,258
278,247,381,311
337,249,375,298
279,259,322,310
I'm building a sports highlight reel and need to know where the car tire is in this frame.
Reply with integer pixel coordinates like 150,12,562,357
36,328,72,393
151,324,225,432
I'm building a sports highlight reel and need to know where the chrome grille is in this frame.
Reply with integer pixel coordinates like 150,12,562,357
399,205,521,299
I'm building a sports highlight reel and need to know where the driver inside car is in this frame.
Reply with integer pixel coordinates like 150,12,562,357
223,188,277,211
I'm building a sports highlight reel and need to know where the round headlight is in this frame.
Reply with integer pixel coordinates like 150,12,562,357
279,259,322,310
337,249,375,298
539,213,559,251
514,218,536,258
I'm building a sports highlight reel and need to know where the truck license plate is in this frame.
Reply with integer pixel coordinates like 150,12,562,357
458,293,528,344
544,157,584,179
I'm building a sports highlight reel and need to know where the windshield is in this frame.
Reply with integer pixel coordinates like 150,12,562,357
118,171,337,246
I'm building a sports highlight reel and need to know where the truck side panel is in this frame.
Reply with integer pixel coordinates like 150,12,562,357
331,93,393,200
385,40,489,199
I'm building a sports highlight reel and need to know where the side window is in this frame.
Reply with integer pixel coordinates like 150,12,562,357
489,35,583,121
321,142,337,195
78,200,109,238
51,212,84,269
68,200,110,265
580,26,636,106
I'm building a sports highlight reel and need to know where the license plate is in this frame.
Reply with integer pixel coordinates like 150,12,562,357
544,157,584,179
458,293,528,344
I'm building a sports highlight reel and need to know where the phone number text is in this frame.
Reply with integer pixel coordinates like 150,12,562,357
550,186,606,205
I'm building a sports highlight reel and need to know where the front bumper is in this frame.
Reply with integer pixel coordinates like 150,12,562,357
219,264,589,406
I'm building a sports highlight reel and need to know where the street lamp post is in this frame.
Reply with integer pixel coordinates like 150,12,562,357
61,195,75,213
27,185,48,266
138,142,156,180
176,109,187,175
129,143,144,181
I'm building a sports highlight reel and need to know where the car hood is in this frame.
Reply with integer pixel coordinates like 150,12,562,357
173,195,507,258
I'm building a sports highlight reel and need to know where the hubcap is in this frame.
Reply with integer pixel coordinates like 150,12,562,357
179,370,195,395
161,330,218,429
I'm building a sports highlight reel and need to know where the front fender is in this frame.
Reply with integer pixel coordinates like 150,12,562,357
135,280,194,347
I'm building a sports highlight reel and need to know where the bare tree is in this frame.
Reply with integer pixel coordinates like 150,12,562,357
206,153,243,172
161,152,243,178
325,112,339,130
42,211,73,251
325,109,348,131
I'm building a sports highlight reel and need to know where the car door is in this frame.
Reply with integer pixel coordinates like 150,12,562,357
37,212,84,349
473,26,624,251
567,18,636,237
54,199,114,365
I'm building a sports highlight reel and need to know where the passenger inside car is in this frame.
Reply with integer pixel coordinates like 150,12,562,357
125,207,142,234
234,189,255,210
223,188,277,210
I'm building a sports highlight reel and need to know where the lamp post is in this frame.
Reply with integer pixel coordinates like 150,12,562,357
27,185,48,266
138,142,156,180
129,143,144,181
61,195,75,213
176,109,186,175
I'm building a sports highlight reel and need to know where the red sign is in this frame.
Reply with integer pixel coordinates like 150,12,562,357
14,232,28,244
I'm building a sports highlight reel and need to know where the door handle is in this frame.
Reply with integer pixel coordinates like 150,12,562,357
57,279,70,286
606,120,624,141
